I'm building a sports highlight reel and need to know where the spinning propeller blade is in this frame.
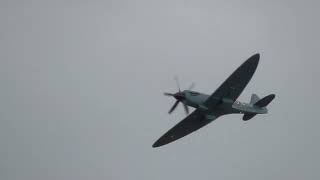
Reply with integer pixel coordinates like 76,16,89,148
164,77,193,114
174,76,181,92
164,92,174,96
183,103,189,115
188,82,195,90
168,100,179,114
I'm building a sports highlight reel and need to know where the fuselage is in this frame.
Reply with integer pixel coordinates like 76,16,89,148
182,90,267,115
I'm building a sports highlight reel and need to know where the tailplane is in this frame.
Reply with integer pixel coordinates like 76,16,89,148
254,94,275,108
243,113,256,121
243,94,275,121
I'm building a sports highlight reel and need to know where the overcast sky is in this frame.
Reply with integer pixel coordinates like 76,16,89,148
1,0,320,179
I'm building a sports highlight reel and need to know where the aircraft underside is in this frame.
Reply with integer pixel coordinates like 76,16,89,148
153,53,275,148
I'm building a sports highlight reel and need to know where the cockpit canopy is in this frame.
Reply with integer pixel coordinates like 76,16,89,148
189,91,200,96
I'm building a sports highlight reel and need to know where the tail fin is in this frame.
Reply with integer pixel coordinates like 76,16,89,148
250,94,260,104
254,94,276,108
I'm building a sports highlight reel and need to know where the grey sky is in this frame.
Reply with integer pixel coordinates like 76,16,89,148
1,0,320,179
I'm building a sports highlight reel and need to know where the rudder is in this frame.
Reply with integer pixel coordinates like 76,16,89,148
250,94,260,104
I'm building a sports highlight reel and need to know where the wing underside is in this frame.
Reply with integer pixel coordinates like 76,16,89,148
204,53,260,108
152,110,220,147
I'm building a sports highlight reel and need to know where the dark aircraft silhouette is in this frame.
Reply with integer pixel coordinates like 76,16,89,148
153,53,275,148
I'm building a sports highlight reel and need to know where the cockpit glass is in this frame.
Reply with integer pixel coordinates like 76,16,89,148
190,91,200,96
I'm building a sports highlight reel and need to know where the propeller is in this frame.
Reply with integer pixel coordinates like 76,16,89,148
164,77,194,115
174,76,181,92
188,82,195,90
168,100,179,114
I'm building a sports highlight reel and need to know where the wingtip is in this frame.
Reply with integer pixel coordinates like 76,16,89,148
152,136,170,148
152,141,161,148
243,53,260,69
250,53,260,62
152,142,157,148
254,53,260,58
269,94,276,100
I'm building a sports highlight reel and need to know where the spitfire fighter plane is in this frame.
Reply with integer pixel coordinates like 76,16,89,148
153,53,275,148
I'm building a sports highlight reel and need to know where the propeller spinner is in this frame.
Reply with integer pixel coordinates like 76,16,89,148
164,78,194,115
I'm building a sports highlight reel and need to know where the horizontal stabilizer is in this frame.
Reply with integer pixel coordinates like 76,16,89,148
243,113,257,121
254,94,275,108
